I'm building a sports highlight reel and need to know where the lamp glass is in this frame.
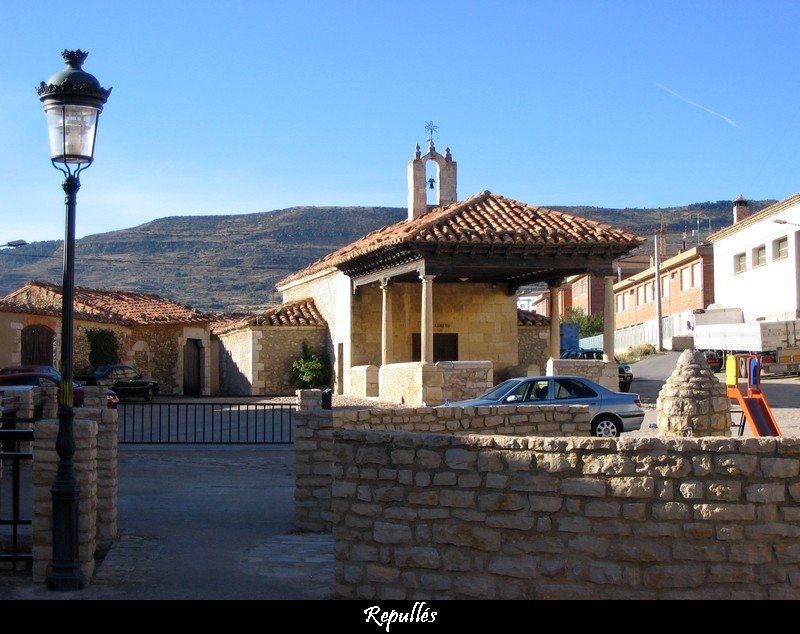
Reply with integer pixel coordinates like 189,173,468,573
44,103,99,164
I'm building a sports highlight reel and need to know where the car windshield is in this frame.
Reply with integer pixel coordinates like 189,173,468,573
480,379,524,401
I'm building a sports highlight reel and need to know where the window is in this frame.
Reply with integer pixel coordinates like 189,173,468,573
661,274,669,298
691,262,701,287
680,267,691,290
553,378,597,400
773,236,788,261
734,253,746,273
636,286,644,305
411,333,458,362
753,245,766,268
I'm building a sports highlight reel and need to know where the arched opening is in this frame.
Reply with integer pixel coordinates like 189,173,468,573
425,159,440,206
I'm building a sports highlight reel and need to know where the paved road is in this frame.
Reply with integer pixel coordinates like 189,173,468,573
629,351,800,437
0,445,334,601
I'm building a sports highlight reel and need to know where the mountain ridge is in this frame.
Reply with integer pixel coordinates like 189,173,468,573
0,199,775,313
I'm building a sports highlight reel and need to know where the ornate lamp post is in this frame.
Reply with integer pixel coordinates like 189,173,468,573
37,49,111,591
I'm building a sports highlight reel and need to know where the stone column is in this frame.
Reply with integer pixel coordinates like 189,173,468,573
603,275,616,361
548,281,561,359
33,418,98,583
380,278,392,366
420,274,435,364
85,385,119,550
293,408,337,532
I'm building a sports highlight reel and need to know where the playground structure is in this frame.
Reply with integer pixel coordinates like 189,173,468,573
725,353,782,437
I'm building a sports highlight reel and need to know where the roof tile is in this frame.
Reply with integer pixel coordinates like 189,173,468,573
2,281,212,326
278,191,644,285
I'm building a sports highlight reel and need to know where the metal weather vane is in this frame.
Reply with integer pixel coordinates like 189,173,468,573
424,121,439,144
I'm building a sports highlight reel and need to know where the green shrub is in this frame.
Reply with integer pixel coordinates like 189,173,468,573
290,341,331,388
561,308,604,338
85,328,120,367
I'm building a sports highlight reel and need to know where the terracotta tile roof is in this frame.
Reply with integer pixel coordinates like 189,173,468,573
2,281,212,326
211,298,326,335
517,309,550,326
0,298,128,325
278,191,644,286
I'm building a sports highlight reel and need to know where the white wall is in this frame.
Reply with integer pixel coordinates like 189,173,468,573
713,203,800,321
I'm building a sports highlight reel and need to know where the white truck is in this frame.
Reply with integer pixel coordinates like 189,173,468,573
693,306,800,375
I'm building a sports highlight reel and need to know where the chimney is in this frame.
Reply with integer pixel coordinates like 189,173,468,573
733,193,749,223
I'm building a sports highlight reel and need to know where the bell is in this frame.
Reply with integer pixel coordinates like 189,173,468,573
428,178,435,189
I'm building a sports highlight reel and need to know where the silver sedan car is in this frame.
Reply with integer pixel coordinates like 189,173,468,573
446,375,644,437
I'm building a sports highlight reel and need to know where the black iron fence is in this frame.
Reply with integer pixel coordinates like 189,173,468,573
118,401,294,445
0,426,34,568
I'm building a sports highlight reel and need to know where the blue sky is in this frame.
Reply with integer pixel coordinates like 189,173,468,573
2,0,800,242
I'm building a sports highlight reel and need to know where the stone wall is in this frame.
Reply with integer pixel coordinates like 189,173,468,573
216,325,327,396
257,326,327,396
31,386,117,583
515,324,550,378
332,430,800,600
293,404,591,533
33,419,98,583
216,328,255,395
438,361,493,403
350,365,379,398
548,358,618,392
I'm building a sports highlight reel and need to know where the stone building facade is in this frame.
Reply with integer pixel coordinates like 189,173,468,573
0,281,213,396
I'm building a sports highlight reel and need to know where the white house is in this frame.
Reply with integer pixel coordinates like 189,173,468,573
708,194,800,321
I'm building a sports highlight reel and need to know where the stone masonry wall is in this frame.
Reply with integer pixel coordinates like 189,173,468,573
438,361,493,403
258,326,327,396
30,385,116,582
293,405,591,532
332,430,800,600
33,419,98,583
515,324,550,378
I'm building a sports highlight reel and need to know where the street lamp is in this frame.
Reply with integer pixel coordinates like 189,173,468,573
774,219,800,227
1,240,27,248
37,49,111,592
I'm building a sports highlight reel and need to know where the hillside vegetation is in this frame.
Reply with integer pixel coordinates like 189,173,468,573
0,199,774,312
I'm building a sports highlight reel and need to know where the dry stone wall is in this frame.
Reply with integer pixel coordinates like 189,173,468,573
294,404,591,532
332,429,800,600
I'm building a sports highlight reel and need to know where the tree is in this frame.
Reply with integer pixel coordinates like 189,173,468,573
561,308,604,338
85,328,120,367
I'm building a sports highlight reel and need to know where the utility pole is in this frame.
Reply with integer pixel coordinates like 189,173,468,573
654,232,664,352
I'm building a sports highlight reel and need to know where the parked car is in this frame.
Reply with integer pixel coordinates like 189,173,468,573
0,365,62,381
76,365,159,401
0,371,119,409
445,375,644,437
560,348,633,392
702,350,723,372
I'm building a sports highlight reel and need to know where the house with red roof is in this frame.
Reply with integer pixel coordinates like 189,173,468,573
0,281,213,396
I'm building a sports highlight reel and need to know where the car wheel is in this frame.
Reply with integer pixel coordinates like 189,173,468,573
592,416,622,437
619,383,631,392
144,386,153,402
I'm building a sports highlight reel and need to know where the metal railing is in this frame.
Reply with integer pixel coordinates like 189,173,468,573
118,402,294,445
0,426,34,568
